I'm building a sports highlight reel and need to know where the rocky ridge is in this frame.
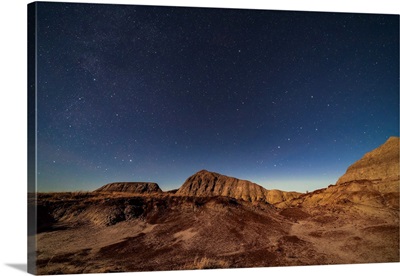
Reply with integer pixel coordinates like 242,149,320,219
176,169,301,204
281,137,400,210
95,182,162,194
336,136,399,185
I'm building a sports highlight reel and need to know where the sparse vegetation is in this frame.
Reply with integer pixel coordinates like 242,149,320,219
186,257,230,270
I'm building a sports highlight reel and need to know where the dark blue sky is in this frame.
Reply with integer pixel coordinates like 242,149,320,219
35,2,399,192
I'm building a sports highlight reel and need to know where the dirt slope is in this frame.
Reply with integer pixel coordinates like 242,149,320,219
274,137,400,265
34,194,293,273
34,190,398,274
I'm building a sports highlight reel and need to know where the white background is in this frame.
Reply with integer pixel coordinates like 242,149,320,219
0,0,399,275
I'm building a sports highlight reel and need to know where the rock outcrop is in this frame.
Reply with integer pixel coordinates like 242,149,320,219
336,136,399,185
265,189,303,206
282,137,400,210
35,138,400,274
176,170,301,203
95,182,162,194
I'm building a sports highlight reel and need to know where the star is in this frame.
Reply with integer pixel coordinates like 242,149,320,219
35,2,398,194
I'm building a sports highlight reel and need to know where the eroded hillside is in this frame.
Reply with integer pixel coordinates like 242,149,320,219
32,137,400,274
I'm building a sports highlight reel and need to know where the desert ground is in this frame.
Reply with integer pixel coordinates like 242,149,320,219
29,137,399,274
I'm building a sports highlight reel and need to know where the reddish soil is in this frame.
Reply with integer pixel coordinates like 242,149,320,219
32,190,399,274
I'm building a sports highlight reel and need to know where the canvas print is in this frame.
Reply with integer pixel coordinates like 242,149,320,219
28,1,399,275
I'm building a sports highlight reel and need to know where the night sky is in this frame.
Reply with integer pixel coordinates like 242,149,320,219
35,2,399,192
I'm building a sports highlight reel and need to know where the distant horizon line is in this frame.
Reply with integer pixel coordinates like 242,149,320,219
33,169,338,194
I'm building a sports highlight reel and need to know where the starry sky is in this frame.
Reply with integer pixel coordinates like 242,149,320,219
35,2,399,192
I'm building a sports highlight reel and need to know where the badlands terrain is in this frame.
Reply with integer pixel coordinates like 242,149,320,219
30,137,399,274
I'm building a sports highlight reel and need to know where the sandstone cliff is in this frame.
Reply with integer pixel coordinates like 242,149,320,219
95,182,162,194
282,137,400,210
336,136,399,185
176,169,301,203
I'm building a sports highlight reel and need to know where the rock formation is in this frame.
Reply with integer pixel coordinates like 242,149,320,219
35,137,400,274
336,136,399,185
176,169,301,203
265,189,302,206
95,182,162,194
283,136,400,210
